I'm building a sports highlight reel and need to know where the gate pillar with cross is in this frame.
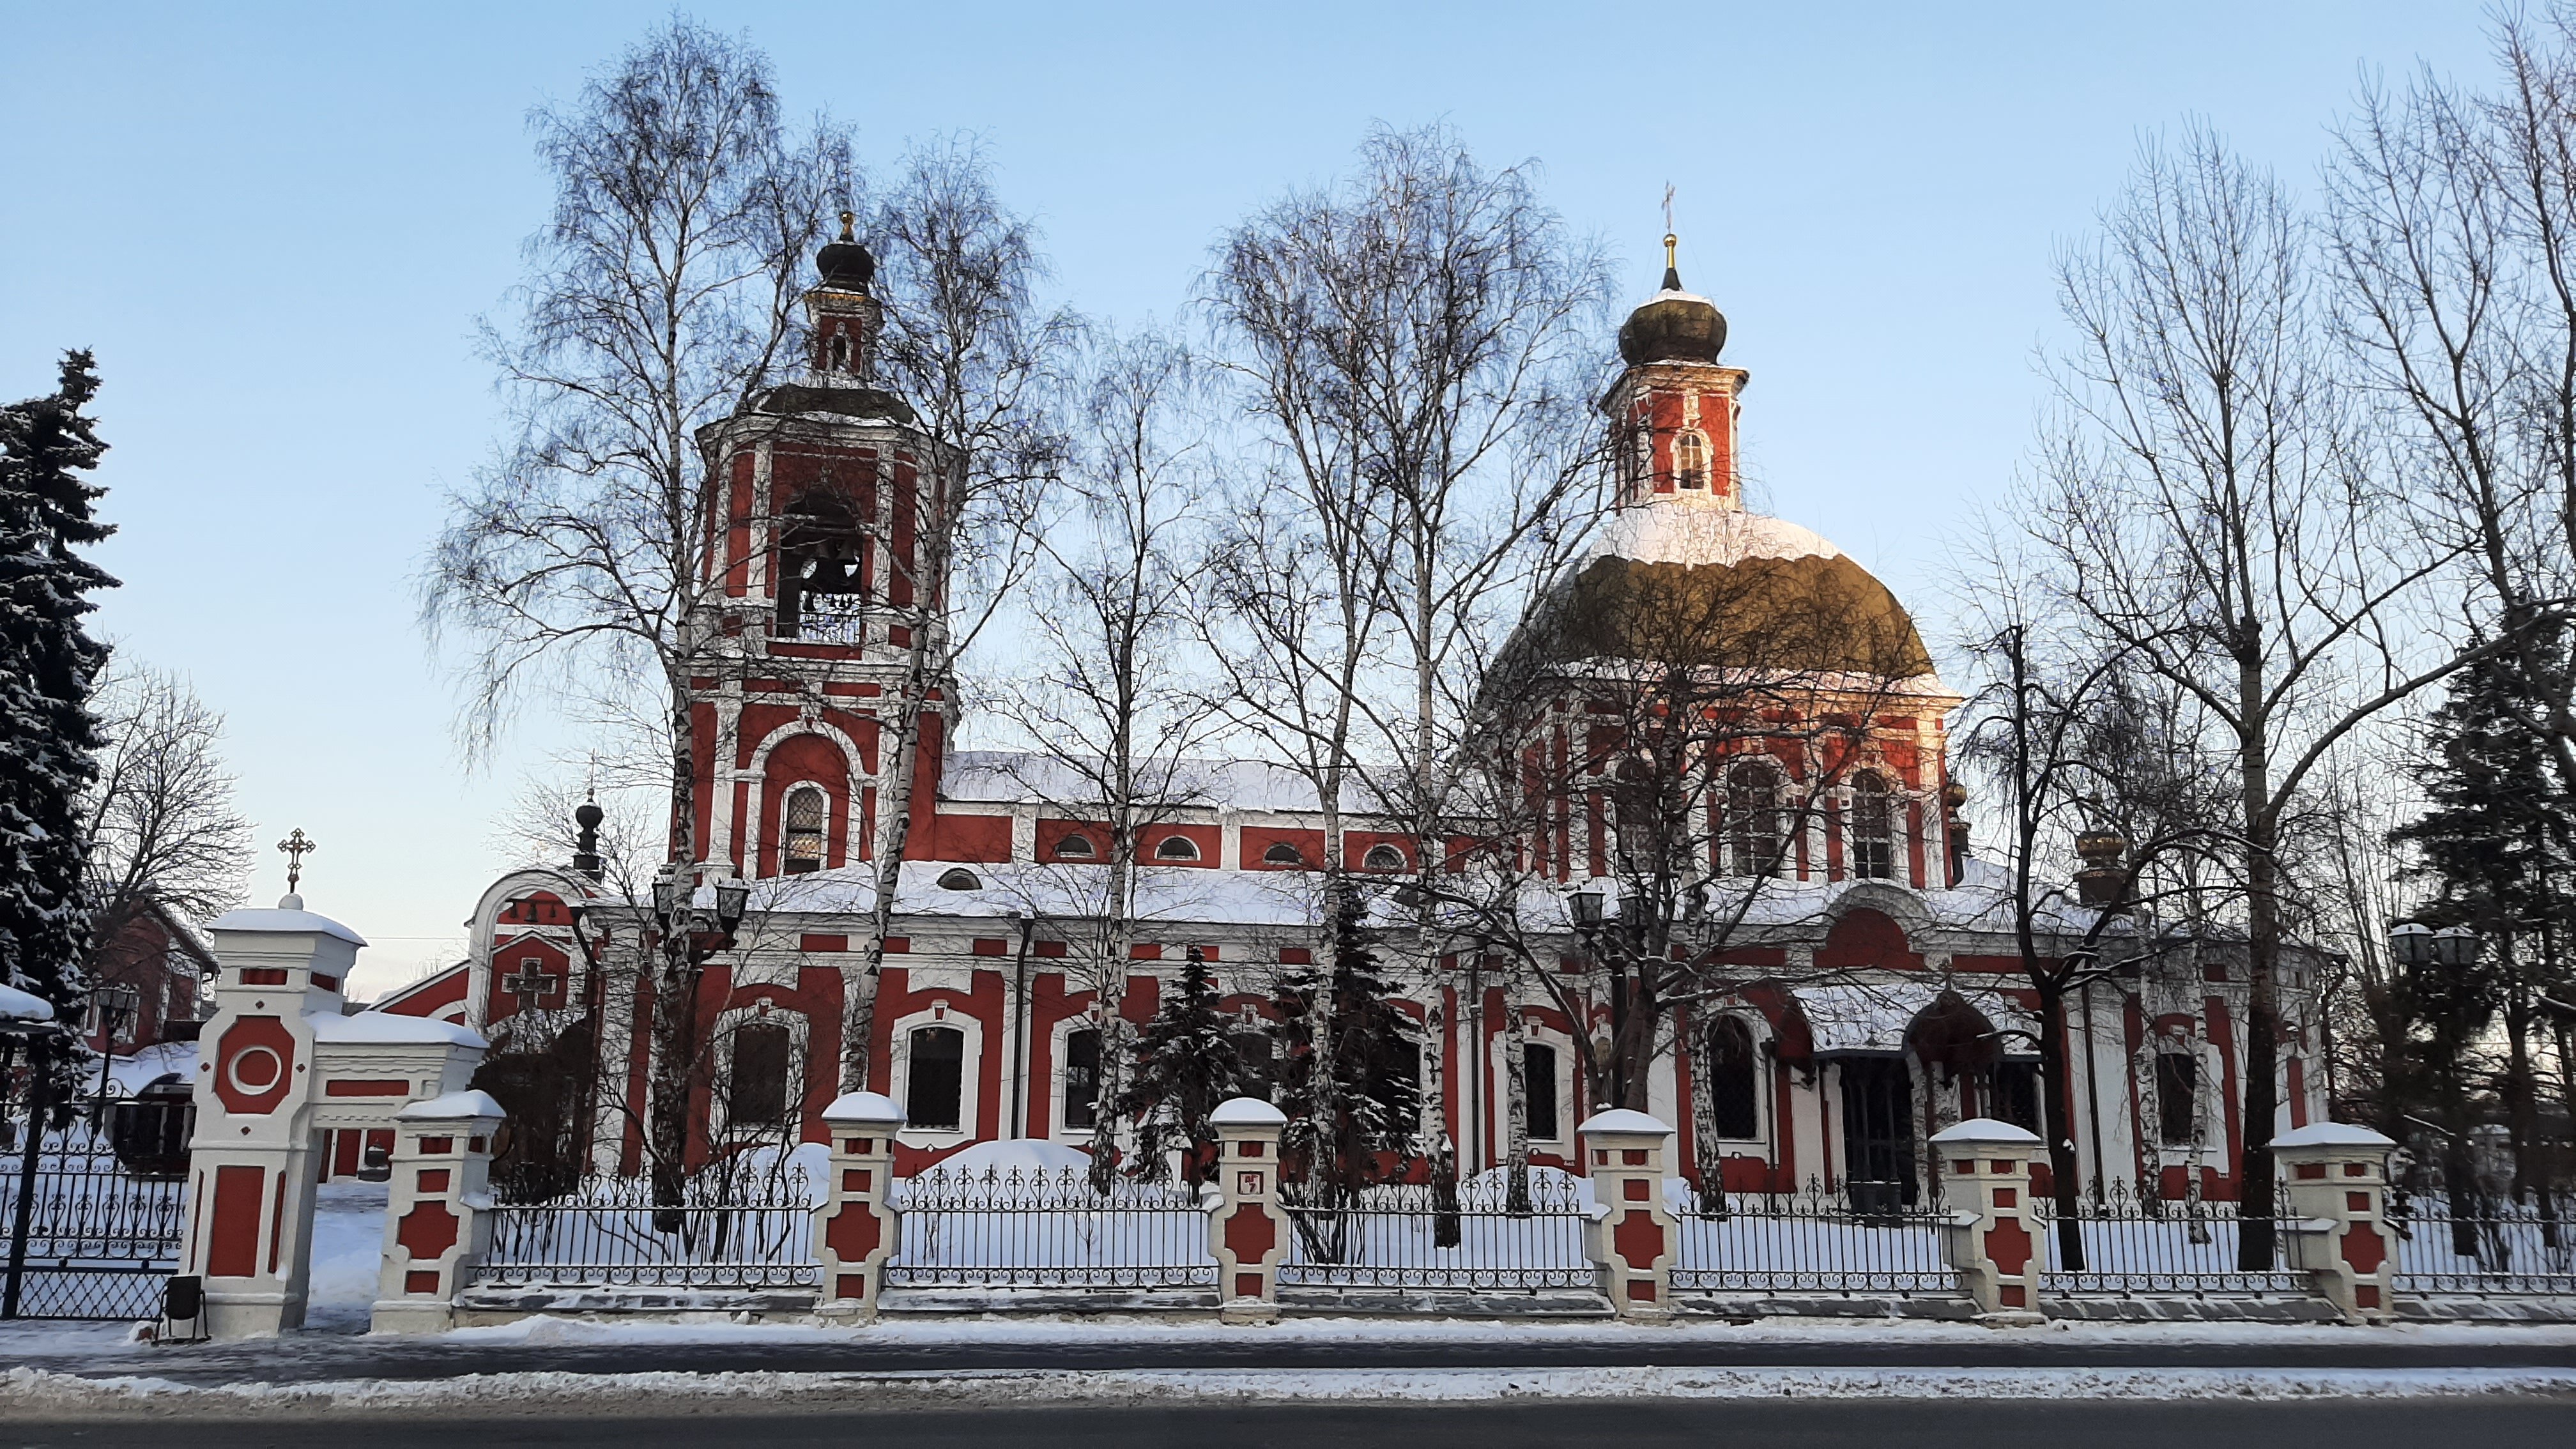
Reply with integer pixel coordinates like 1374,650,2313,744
180,900,487,1339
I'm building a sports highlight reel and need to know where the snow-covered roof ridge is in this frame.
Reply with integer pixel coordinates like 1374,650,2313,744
312,1009,485,1048
2273,1123,2395,1149
1585,505,1843,571
209,906,367,946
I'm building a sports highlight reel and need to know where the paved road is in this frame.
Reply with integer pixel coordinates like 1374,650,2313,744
9,1400,2576,1448
13,1326,2576,1386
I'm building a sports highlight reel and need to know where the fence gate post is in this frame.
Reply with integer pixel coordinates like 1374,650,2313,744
181,905,361,1339
371,1091,503,1334
1579,1109,1676,1319
1208,1097,1287,1324
815,1092,905,1319
2273,1123,2398,1324
1929,1118,2045,1325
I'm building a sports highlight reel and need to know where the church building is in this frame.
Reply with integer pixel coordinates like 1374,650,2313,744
377,226,2332,1206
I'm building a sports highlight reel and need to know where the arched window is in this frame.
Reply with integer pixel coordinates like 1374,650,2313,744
1613,755,1658,875
1363,843,1407,872
1232,1030,1275,1101
1154,834,1201,861
827,331,852,373
1521,1041,1561,1141
1262,841,1306,867
1703,1015,1759,1140
1725,760,1782,878
1847,772,1894,880
905,1026,965,1131
1061,1027,1101,1131
726,1021,794,1130
1054,833,1096,860
2155,1052,2198,1146
782,786,827,875
937,867,981,891
1674,429,1708,490
775,493,867,645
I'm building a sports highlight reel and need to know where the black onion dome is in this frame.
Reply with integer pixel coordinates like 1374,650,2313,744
1616,265,1726,365
816,211,875,291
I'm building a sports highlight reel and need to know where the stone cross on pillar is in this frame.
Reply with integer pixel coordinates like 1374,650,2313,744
2274,1123,2400,1324
371,1091,505,1333
814,1091,905,1318
1208,1097,1289,1324
1929,1117,2047,1324
1579,1108,1676,1319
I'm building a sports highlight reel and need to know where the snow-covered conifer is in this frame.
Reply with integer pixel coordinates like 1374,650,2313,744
1103,945,1243,1185
0,350,116,1102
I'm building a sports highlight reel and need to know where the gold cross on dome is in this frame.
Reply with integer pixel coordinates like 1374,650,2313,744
277,829,316,894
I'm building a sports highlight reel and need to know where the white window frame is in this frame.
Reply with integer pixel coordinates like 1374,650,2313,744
889,1006,983,1147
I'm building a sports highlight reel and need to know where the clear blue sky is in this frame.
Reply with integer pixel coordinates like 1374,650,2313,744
0,1,2496,997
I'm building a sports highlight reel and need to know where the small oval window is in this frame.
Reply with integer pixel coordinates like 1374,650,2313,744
1363,843,1406,871
1262,841,1305,866
1155,835,1202,861
937,867,982,891
1054,834,1096,859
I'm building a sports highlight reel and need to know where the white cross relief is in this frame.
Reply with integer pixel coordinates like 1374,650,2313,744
502,959,553,1010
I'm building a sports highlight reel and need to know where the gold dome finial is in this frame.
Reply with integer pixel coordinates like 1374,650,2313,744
838,210,856,242
1664,233,1678,271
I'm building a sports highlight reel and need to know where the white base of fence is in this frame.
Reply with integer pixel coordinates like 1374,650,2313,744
1276,1286,1614,1319
873,1286,1218,1314
1671,1293,1977,1321
452,1286,818,1319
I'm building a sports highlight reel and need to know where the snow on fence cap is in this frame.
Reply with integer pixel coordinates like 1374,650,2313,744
1929,1117,2044,1147
2272,1122,2395,1151
821,1090,905,1126
0,981,56,1023
1577,1107,1672,1137
208,906,367,946
396,1089,505,1123
1209,1096,1287,1128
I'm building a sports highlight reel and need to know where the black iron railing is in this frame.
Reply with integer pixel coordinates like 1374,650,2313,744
1278,1174,1592,1291
887,1165,1214,1289
1673,1180,1952,1295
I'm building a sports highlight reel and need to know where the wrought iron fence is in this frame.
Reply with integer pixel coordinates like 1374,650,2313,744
1278,1173,1593,1291
2034,1180,2305,1296
1672,1180,1952,1295
887,1164,1215,1289
2388,1190,2576,1296
2,1089,190,1319
471,1165,819,1292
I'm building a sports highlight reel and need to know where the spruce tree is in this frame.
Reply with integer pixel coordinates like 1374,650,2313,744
1270,901,1421,1209
2389,633,2573,1216
0,351,116,1105
1103,946,1243,1186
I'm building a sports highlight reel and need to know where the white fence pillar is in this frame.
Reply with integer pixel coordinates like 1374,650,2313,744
370,1091,504,1333
1579,1108,1676,1319
1208,1097,1288,1324
1930,1117,2046,1324
2274,1123,2398,1324
814,1092,903,1317
180,905,360,1338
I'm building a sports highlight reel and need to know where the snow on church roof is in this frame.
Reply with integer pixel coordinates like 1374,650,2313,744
940,750,1384,816
1583,503,1843,572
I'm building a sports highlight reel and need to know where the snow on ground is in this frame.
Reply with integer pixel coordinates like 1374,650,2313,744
302,1183,391,1330
6,1362,2576,1416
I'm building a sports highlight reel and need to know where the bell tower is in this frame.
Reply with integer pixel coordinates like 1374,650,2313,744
1601,234,1749,510
680,217,956,881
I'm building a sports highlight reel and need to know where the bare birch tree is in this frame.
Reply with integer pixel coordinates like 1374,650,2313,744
984,328,1220,1184
2023,129,2469,1265
1200,124,1613,1213
837,137,1077,1092
422,18,854,1206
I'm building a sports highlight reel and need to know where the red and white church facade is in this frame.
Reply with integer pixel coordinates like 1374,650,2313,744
376,232,2331,1206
